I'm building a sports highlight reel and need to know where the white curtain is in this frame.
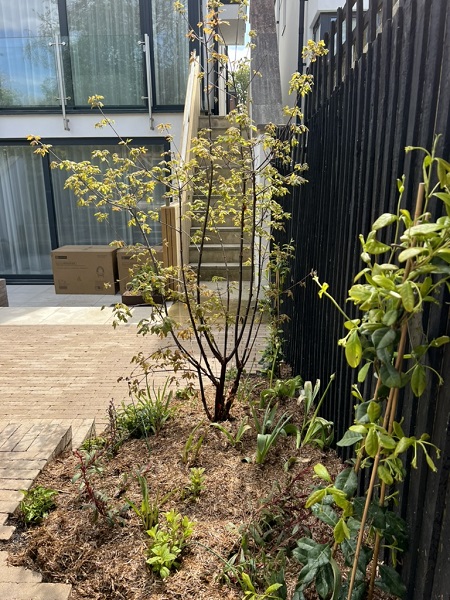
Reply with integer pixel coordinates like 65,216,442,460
51,144,165,247
151,0,189,105
66,0,144,106
0,147,52,275
0,0,59,106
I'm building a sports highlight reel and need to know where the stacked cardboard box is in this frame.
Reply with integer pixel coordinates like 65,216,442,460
0,279,8,307
51,246,118,295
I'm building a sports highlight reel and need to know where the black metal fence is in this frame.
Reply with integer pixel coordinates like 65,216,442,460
275,0,450,597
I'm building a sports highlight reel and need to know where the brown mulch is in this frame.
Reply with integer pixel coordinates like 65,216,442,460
4,384,386,599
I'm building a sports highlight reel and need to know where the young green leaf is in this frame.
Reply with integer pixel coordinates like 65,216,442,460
399,281,415,312
345,331,362,368
411,363,427,397
377,464,394,485
314,463,332,483
365,428,379,458
337,430,364,447
305,488,327,508
357,362,371,383
367,401,381,423
334,517,351,543
398,247,427,263
372,213,398,231
430,336,450,348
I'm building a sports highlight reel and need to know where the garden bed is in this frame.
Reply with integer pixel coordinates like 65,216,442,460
5,384,392,600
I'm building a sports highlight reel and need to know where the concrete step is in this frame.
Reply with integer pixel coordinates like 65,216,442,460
199,115,230,129
0,582,72,599
190,226,244,245
189,244,251,264
189,262,252,281
0,553,41,583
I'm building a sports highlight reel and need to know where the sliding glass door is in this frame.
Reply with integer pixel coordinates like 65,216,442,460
0,0,60,107
0,147,53,275
51,144,165,247
0,0,193,110
0,141,166,279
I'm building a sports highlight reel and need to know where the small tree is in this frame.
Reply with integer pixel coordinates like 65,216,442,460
29,1,327,421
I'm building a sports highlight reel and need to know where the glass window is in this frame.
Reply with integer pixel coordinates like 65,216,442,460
151,0,189,105
66,0,145,107
0,147,52,274
51,144,165,247
0,0,59,107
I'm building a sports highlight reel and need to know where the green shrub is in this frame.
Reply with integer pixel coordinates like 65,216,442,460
19,486,58,525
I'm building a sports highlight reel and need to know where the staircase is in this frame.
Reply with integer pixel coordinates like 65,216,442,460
189,115,252,282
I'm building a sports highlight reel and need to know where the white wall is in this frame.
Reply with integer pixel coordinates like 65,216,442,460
276,0,301,109
277,0,347,108
1,113,183,150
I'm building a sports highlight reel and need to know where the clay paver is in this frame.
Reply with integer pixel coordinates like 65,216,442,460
0,313,266,595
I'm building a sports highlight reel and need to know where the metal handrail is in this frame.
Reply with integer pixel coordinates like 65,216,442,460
138,33,154,130
49,33,70,131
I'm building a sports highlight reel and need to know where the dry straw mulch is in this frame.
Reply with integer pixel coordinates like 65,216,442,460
6,388,351,599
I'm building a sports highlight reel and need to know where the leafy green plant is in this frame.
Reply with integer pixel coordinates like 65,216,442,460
126,471,175,530
72,449,120,525
303,142,449,600
297,375,335,449
187,467,206,498
80,435,107,452
175,384,196,401
116,376,174,439
146,510,195,579
260,242,296,382
224,468,312,597
19,486,58,526
251,402,279,435
255,411,292,464
210,416,251,447
260,375,303,408
241,572,283,600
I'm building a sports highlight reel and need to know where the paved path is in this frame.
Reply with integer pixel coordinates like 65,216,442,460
0,302,267,598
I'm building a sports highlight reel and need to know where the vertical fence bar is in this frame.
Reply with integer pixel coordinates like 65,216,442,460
355,0,364,60
335,8,343,84
274,0,450,594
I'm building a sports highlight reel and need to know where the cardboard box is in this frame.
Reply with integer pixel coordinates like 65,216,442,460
51,245,118,295
117,246,163,294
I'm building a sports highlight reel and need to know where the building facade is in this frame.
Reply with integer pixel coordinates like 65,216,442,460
0,0,202,282
275,0,368,107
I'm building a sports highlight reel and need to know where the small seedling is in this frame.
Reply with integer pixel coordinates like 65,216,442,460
80,436,107,452
19,486,58,525
255,411,292,464
116,376,175,439
188,467,206,498
126,472,175,530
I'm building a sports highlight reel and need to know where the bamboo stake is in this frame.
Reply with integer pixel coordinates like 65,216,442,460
367,183,425,599
348,184,425,600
